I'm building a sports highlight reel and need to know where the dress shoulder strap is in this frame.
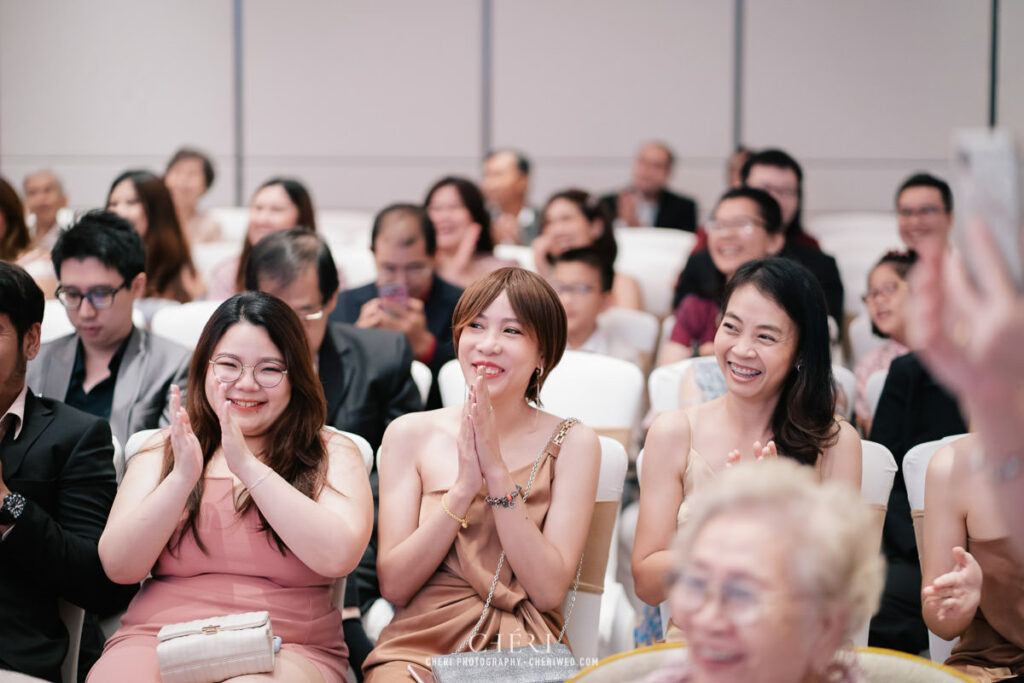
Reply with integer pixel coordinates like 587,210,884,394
543,417,579,461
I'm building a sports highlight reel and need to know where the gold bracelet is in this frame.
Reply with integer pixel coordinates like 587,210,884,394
441,493,468,529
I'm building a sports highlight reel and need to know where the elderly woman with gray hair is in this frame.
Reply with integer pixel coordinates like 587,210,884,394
643,458,884,683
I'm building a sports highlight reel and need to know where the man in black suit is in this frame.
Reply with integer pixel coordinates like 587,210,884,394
0,262,133,681
246,229,422,680
599,141,698,232
330,203,462,409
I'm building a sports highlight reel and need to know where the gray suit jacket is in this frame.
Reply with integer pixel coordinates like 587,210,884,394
26,327,192,445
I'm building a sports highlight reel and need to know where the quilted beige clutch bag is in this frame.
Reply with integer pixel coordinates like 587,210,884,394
156,610,275,683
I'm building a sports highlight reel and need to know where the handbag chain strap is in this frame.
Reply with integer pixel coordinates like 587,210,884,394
454,418,583,654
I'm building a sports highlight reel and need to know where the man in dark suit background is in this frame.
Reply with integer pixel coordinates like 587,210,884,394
246,228,422,679
330,203,462,409
0,262,133,681
599,141,698,232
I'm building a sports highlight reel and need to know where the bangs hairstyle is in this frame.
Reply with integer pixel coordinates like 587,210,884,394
868,250,918,338
674,459,884,641
235,177,317,292
722,258,839,465
161,292,328,554
451,267,567,405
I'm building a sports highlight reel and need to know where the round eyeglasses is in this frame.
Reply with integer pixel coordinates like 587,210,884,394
55,283,127,310
209,356,288,388
666,569,789,626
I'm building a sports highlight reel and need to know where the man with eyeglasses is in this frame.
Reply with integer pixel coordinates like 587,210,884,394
0,261,135,681
330,203,463,408
26,211,191,448
894,172,954,255
246,228,422,681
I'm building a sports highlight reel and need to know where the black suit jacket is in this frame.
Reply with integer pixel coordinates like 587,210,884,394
870,353,967,562
0,392,134,681
599,188,698,232
332,274,462,409
318,323,422,452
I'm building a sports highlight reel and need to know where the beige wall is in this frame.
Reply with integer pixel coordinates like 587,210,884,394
0,0,1013,219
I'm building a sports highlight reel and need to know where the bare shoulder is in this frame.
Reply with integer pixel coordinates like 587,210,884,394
928,434,978,485
648,406,694,445
833,417,860,447
323,429,365,466
383,406,460,445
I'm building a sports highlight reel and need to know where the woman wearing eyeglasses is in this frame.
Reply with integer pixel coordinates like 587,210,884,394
89,292,374,682
632,258,862,639
641,459,882,683
659,187,785,368
853,251,916,436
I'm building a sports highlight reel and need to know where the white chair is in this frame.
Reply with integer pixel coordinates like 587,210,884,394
846,310,888,370
810,212,901,316
207,207,250,242
596,307,660,370
317,209,374,249
58,598,85,683
191,240,242,287
566,435,629,663
539,352,645,451
437,359,466,408
613,228,694,317
493,244,537,271
833,364,857,421
324,426,373,474
865,369,888,423
150,300,225,349
855,646,976,682
647,357,721,415
853,440,898,647
410,360,432,406
324,242,377,289
904,435,969,663
122,428,161,479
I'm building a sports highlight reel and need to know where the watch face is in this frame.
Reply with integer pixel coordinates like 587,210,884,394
0,492,25,523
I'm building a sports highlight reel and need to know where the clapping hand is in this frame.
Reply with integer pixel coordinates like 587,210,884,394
454,400,483,496
726,440,778,467
922,546,983,622
212,381,256,478
468,369,504,479
168,384,203,484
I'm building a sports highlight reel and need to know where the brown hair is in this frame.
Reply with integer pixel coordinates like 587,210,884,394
234,178,317,293
107,170,196,302
0,176,30,260
162,292,328,554
452,267,566,405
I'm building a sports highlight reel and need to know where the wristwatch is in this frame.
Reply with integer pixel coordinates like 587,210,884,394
0,492,26,524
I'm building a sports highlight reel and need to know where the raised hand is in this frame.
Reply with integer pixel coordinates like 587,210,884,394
726,440,778,467
168,384,203,485
212,381,257,478
922,546,983,623
453,223,482,272
468,370,504,480
454,399,483,496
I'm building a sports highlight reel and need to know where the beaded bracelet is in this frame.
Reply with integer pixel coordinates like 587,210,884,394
441,493,469,528
485,483,524,508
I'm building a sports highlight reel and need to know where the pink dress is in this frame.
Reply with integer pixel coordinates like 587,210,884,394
88,477,347,682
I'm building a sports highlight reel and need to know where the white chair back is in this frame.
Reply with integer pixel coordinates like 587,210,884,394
648,357,720,415
493,244,537,271
318,209,375,250
58,599,84,683
410,360,432,406
613,228,694,317
151,300,225,350
597,307,659,369
865,369,888,422
191,240,242,286
810,212,902,316
437,359,466,408
833,364,857,421
563,435,629,664
325,426,374,474
846,310,888,369
904,434,969,663
323,242,377,289
206,207,250,242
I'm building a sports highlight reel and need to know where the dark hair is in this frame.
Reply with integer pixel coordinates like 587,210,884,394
485,149,531,176
740,148,805,231
107,170,196,302
166,147,216,189
452,267,566,405
551,246,614,293
424,176,494,256
722,258,839,466
370,203,436,256
867,250,918,338
235,177,318,293
714,187,783,234
245,229,340,305
52,210,146,283
162,292,328,554
541,188,618,264
896,173,953,213
0,177,30,260
0,261,44,344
